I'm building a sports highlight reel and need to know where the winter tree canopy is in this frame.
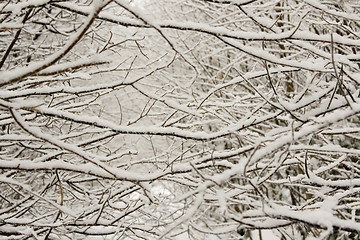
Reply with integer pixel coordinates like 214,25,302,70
0,0,360,239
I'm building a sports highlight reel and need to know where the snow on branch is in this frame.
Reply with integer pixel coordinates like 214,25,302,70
1,0,360,239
